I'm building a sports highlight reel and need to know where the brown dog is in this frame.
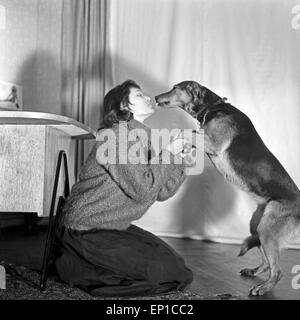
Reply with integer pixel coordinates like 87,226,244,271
155,81,300,296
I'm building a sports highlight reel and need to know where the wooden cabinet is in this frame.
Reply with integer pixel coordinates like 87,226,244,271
0,112,95,217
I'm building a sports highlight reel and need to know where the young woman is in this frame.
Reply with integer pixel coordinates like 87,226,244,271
54,80,193,297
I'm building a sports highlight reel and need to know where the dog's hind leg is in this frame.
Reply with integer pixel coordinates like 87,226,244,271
249,238,282,296
248,201,298,295
240,246,269,277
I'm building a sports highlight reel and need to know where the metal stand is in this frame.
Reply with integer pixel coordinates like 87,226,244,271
40,150,70,292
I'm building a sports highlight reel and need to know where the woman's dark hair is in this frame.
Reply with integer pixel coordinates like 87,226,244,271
100,80,141,128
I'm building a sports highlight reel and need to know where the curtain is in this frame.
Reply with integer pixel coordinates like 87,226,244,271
61,0,110,177
107,0,300,245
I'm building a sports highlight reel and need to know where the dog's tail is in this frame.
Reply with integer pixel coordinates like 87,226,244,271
238,235,261,257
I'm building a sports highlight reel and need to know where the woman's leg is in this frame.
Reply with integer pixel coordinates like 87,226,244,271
55,225,193,297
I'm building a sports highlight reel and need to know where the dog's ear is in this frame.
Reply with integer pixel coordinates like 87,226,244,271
204,88,223,106
186,82,206,105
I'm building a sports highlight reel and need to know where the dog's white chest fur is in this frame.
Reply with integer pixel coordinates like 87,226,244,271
210,151,249,192
209,148,269,204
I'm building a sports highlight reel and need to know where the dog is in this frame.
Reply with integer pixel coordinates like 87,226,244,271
155,81,300,296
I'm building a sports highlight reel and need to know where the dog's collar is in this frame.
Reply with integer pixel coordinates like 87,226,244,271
196,97,228,126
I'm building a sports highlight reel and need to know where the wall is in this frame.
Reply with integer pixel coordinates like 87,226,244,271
0,0,63,227
0,0,62,114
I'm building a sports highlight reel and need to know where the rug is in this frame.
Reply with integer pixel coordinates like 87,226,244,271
0,263,244,300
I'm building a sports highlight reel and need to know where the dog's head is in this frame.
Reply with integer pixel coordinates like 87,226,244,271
155,81,224,117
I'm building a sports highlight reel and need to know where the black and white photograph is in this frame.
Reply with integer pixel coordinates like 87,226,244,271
0,0,300,309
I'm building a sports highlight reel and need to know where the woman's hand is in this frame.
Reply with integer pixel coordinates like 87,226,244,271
165,137,190,155
165,130,195,155
182,142,193,154
181,147,197,166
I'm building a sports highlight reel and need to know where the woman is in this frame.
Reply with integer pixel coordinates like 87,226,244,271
55,80,193,297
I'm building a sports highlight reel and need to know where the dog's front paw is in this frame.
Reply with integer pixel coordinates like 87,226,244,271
249,283,270,296
240,268,256,277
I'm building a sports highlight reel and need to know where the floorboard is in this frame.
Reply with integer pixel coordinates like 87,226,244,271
0,225,299,300
164,237,300,300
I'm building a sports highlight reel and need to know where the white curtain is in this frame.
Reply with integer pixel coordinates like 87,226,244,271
61,0,110,175
106,0,300,244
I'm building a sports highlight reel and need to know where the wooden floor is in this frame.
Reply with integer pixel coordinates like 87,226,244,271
0,224,300,300
164,237,300,300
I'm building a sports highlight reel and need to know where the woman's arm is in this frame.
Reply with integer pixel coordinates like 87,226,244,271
97,147,186,202
95,124,189,202
156,171,186,201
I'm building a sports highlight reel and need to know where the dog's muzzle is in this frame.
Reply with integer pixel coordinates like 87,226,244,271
154,94,171,107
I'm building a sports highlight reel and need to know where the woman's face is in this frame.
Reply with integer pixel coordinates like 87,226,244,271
127,87,155,117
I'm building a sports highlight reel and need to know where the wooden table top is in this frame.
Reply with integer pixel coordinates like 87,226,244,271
0,111,96,139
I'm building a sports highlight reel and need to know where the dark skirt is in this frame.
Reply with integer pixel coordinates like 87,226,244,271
54,224,193,297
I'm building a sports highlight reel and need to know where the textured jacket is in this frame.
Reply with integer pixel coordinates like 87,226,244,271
63,119,187,231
